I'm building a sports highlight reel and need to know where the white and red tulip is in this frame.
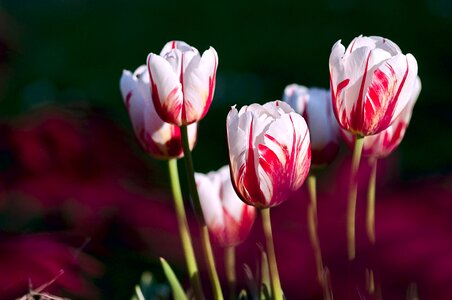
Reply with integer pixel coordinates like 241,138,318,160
120,65,197,159
342,76,421,158
147,40,218,126
227,100,311,208
329,35,418,136
195,165,256,247
283,84,340,166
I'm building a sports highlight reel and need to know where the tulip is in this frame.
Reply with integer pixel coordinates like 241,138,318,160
147,40,218,126
120,65,197,159
226,100,311,208
329,35,418,136
196,165,256,247
283,84,340,166
342,76,421,158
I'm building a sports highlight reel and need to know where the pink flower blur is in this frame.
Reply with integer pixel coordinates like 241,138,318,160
195,165,256,247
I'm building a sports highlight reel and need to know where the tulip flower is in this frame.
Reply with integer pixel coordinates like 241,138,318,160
195,165,256,247
147,40,218,126
120,65,197,159
329,35,418,136
226,100,311,208
342,76,421,158
283,84,340,166
341,76,421,244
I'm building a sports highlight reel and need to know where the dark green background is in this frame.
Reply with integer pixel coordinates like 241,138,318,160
1,0,451,177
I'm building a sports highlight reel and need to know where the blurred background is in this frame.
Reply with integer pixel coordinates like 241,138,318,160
0,0,451,299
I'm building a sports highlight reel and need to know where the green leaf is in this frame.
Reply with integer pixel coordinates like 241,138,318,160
260,249,270,298
160,257,188,300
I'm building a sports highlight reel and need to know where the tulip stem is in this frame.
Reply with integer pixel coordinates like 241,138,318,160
180,125,223,300
225,246,236,300
180,125,205,225
200,225,224,300
366,158,378,244
347,135,364,260
167,159,204,300
307,173,326,287
261,208,283,300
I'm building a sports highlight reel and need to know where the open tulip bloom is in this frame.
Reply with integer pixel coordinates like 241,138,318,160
196,165,256,247
283,84,340,166
147,40,218,126
227,100,311,208
329,35,419,259
120,65,197,159
329,35,418,137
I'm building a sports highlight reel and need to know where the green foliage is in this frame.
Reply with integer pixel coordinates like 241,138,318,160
160,258,188,300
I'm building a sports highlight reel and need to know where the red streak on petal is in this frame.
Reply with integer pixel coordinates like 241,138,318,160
240,117,266,207
171,40,176,49
147,55,172,124
199,53,218,122
125,91,132,111
330,70,350,130
375,57,410,133
165,125,184,157
180,53,187,124
364,63,397,134
351,50,372,133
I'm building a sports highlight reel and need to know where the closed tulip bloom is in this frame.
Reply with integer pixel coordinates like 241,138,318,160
147,40,218,126
195,165,256,247
342,76,421,158
227,101,311,208
329,35,418,136
120,65,197,159
284,84,340,166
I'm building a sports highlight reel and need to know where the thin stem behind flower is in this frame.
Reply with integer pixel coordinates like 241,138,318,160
180,125,224,300
261,208,283,300
306,174,326,287
366,158,378,244
347,136,364,260
167,159,204,300
200,225,224,300
225,246,236,300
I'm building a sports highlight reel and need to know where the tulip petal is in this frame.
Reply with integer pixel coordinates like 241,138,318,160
160,40,197,56
147,53,183,125
183,47,218,124
196,172,225,229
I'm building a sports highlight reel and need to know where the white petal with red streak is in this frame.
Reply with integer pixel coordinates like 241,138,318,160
160,40,196,56
183,47,218,122
387,53,418,124
147,53,183,113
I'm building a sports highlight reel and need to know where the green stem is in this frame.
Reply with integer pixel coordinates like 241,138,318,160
261,208,283,300
346,135,364,260
168,159,204,300
180,125,205,224
366,158,378,244
225,246,236,300
200,225,224,300
306,174,325,287
180,125,223,300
